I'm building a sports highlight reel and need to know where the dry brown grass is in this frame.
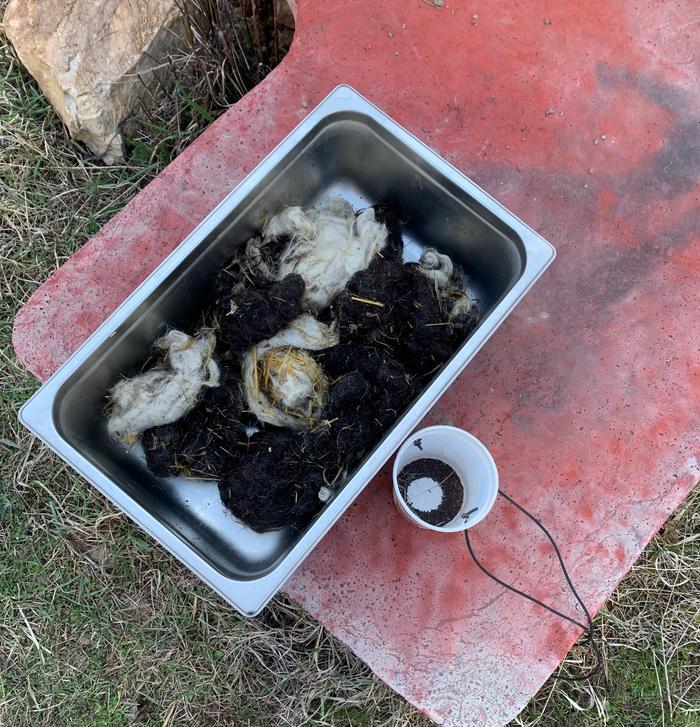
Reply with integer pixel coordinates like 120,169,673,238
0,3,698,725
126,0,293,162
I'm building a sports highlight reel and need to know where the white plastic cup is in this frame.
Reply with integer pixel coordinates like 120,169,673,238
392,425,499,532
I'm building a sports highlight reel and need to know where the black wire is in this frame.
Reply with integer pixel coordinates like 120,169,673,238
465,488,603,682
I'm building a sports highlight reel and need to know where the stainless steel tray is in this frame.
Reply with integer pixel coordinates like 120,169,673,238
19,85,555,616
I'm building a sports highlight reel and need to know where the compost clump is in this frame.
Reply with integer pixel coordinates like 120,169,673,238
107,198,481,532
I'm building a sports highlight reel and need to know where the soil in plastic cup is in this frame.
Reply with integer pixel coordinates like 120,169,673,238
392,425,498,532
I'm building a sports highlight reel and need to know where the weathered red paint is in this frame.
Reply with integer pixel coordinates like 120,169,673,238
12,0,699,725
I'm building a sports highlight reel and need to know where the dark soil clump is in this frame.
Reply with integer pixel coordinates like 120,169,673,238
334,258,473,376
142,368,248,479
218,429,326,532
217,273,305,355
335,259,407,338
450,302,481,341
371,203,405,260
314,347,418,460
397,457,464,526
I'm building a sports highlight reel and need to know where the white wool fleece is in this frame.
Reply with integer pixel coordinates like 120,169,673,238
259,313,340,352
418,247,454,289
242,314,339,429
264,198,388,310
107,330,220,444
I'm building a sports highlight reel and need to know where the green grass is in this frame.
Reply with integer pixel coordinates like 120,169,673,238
1,10,698,727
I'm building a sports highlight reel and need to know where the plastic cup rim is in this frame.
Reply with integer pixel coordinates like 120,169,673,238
392,425,499,532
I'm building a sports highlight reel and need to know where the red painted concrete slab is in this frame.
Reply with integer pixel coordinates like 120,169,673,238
13,1,699,725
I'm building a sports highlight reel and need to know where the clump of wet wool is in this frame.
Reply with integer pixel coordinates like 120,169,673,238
263,197,390,310
241,314,339,429
107,329,220,444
